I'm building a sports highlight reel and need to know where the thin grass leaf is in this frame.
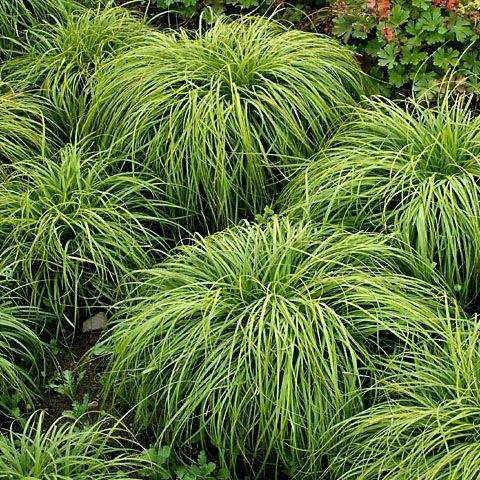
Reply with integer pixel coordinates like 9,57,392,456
0,411,158,479
0,85,53,164
0,270,51,419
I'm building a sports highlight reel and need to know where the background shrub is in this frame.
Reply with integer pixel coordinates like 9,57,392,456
0,143,178,332
85,16,370,232
329,0,480,97
104,217,450,478
278,94,480,307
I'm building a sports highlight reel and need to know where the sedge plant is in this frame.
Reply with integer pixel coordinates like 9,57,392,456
328,314,480,480
0,295,49,418
104,216,451,478
0,411,158,479
0,143,179,334
84,16,370,231
2,5,151,140
0,0,68,56
0,86,51,164
278,94,480,307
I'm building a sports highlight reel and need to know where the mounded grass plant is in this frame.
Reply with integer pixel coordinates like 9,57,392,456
0,411,155,479
0,304,48,418
2,5,151,139
104,217,451,478
0,0,90,57
0,143,178,332
0,87,51,164
85,16,370,231
278,94,480,307
328,314,480,480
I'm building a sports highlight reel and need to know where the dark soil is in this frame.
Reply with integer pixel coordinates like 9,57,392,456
39,330,105,428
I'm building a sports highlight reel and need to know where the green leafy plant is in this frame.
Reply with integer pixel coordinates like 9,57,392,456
63,393,92,420
48,369,85,402
2,5,152,140
104,217,451,478
330,0,480,96
328,314,480,480
0,143,178,333
0,411,157,479
141,0,274,21
142,445,228,479
85,16,370,232
278,94,480,307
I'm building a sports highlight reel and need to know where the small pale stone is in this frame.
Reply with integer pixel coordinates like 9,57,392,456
82,312,107,333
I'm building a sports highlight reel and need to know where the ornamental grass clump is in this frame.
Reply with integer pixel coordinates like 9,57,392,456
0,0,80,57
2,5,151,139
85,16,370,231
0,143,178,333
278,94,480,307
0,308,47,418
0,87,51,164
0,411,156,479
0,272,51,418
104,217,451,478
328,314,480,480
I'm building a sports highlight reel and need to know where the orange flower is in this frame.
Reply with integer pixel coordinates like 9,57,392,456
445,0,458,11
367,0,391,19
382,26,395,41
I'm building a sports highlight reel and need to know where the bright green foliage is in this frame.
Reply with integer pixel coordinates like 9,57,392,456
104,217,449,478
0,411,156,479
0,0,88,57
0,280,49,419
2,5,151,139
329,314,480,480
279,95,480,306
0,87,51,164
330,0,480,96
0,144,177,332
85,16,370,232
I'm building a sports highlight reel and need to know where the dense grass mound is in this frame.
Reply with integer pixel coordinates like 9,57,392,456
278,95,480,307
104,217,450,478
0,88,51,164
329,315,480,480
0,144,176,332
2,5,150,139
0,412,156,479
85,16,370,231
0,0,90,57
0,301,48,418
